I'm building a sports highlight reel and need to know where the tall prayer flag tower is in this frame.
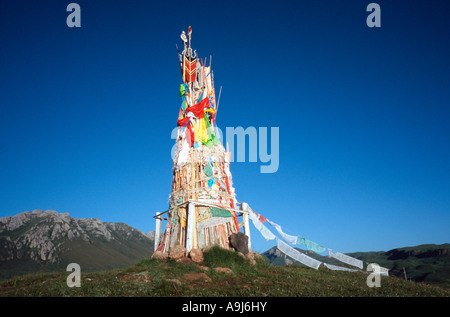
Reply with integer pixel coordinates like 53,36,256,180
153,28,251,257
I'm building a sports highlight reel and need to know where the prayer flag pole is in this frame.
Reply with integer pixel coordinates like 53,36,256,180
180,30,187,83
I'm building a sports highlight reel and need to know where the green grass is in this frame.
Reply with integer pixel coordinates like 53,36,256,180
0,246,449,297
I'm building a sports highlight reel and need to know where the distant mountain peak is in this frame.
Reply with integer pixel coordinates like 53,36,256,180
0,210,155,281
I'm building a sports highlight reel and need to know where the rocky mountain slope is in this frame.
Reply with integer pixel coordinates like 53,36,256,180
0,209,154,281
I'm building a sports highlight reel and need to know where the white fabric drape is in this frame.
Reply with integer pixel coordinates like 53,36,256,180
328,249,363,269
248,209,276,241
177,138,190,166
367,263,389,276
196,217,233,230
277,239,322,270
266,219,298,245
323,263,362,272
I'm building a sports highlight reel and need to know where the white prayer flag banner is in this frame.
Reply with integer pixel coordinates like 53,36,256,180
367,263,389,276
277,239,322,270
246,205,375,274
266,219,298,245
248,209,276,241
328,249,363,269
323,263,362,273
196,217,233,230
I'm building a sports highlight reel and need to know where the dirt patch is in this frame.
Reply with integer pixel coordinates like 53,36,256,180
183,272,212,283
214,267,233,274
118,272,151,283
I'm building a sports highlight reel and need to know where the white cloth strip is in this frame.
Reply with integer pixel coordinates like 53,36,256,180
323,263,362,273
266,219,298,245
367,263,389,276
379,266,389,276
196,217,233,230
328,249,363,269
248,209,276,241
177,137,190,166
277,239,322,270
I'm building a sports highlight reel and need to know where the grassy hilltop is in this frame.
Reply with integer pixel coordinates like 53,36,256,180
0,246,448,297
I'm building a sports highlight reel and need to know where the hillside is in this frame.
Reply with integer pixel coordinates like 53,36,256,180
0,209,154,281
262,243,450,289
0,246,448,297
2,210,448,297
348,244,450,288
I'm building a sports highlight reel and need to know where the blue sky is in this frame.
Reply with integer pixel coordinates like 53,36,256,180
1,0,449,253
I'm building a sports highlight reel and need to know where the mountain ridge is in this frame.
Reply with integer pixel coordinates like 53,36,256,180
2,209,449,289
262,243,450,288
0,209,154,281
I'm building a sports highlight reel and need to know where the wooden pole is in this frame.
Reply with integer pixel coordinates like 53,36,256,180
241,202,251,250
182,42,187,83
188,26,191,51
176,44,183,77
193,205,198,249
211,71,215,107
215,86,222,119
154,212,162,251
178,209,183,246
186,202,195,252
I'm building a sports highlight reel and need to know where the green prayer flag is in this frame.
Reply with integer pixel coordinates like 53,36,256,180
203,164,213,177
210,207,232,218
181,96,187,113
297,236,326,253
179,84,186,98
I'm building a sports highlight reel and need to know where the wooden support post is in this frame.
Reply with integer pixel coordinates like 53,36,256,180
186,202,195,252
193,205,198,249
154,212,162,251
241,202,251,251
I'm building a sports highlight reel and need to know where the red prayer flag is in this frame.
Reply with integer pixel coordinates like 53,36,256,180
185,98,210,118
177,117,190,127
184,56,196,83
186,123,194,147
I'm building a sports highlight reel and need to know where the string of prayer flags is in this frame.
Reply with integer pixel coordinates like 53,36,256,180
246,208,383,274
249,208,326,253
